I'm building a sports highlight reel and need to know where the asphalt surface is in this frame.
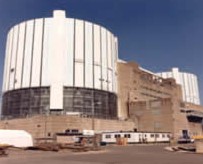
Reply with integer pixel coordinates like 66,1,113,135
1,144,203,164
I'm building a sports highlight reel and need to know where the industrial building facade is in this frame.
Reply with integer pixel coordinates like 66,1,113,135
2,10,118,118
1,10,203,140
117,61,182,120
117,61,203,138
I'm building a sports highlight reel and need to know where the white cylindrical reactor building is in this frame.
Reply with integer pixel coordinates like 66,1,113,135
2,10,118,118
157,68,200,105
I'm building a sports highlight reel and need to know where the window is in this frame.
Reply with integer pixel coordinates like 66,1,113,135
150,134,155,138
105,135,111,139
115,134,121,138
63,87,117,119
72,129,79,133
124,134,131,138
162,134,165,138
155,134,159,138
180,109,186,113
2,87,50,117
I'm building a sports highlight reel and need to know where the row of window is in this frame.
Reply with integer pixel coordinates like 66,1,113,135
105,133,170,139
141,85,171,97
2,87,117,119
2,87,50,117
64,87,117,119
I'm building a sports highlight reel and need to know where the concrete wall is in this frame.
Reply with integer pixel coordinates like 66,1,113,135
129,99,174,133
117,61,203,139
0,115,134,139
117,61,182,119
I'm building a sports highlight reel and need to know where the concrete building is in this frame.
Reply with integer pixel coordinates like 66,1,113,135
1,10,203,140
117,61,182,119
2,10,118,119
157,67,200,105
117,61,203,139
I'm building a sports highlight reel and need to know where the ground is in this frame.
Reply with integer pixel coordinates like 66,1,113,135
1,144,203,164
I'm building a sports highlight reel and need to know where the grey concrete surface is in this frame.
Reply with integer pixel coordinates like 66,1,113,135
1,145,203,164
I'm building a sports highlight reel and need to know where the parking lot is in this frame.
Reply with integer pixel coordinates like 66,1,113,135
1,144,203,164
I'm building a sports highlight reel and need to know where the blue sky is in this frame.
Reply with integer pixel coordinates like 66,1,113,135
0,0,203,103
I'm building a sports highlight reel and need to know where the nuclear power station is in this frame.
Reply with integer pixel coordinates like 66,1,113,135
1,10,203,140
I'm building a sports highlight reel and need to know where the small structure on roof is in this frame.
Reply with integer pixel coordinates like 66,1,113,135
0,129,33,147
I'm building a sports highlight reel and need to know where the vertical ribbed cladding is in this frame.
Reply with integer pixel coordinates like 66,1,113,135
157,68,200,105
83,20,86,88
40,18,45,87
2,27,12,92
84,21,93,89
13,25,20,89
15,22,26,89
99,26,103,90
21,22,27,88
7,28,14,91
110,34,114,91
2,10,118,118
106,30,109,91
73,19,76,87
92,24,95,89
65,18,117,93
29,20,36,87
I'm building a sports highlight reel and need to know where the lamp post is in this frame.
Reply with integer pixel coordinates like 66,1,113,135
91,95,96,148
91,98,95,131
43,106,49,140
91,99,101,131
91,92,101,148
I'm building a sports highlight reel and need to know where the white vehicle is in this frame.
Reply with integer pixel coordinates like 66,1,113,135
102,131,171,144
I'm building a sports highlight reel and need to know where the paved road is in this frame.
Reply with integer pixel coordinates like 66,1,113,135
1,145,203,164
